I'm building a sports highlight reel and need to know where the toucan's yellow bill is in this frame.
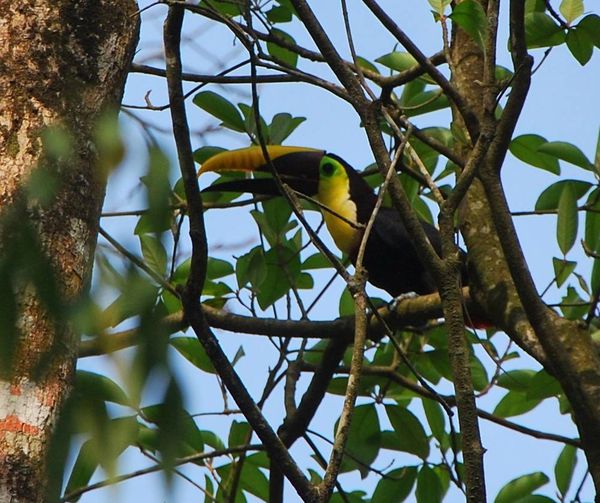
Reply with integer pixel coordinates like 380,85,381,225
198,145,322,175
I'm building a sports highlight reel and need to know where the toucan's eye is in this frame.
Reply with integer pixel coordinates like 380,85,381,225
321,162,335,177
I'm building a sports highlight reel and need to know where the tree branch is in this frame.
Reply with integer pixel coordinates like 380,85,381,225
362,0,479,138
163,6,317,500
61,445,262,502
308,363,581,448
78,288,485,358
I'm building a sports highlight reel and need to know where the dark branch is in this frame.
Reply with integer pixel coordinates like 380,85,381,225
163,6,317,500
362,0,479,138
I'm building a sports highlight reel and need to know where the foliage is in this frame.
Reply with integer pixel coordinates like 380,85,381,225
4,0,598,501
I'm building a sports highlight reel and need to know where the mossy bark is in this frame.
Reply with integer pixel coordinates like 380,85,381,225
0,0,139,500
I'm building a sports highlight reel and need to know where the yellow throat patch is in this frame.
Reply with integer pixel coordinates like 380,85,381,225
317,169,360,255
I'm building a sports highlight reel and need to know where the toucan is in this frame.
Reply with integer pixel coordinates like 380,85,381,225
199,145,485,326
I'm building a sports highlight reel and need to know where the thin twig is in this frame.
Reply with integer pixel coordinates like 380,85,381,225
98,226,179,297
60,445,262,502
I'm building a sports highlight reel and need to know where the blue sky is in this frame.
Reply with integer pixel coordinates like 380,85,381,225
78,1,600,501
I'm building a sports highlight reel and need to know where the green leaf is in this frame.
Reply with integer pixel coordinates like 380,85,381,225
552,257,577,287
303,339,331,366
428,350,453,382
470,355,489,391
228,420,251,447
266,5,292,23
193,146,227,165
296,272,314,289
138,147,173,234
493,390,543,417
255,244,301,309
578,14,600,48
238,103,269,142
524,13,566,49
193,91,246,132
422,399,445,441
161,290,181,314
575,271,591,295
267,29,298,67
559,0,584,24
171,258,190,285
339,287,355,316
495,472,550,503
206,257,234,281
170,337,216,374
527,370,563,400
510,135,560,174
74,371,130,406
262,197,293,235
203,475,214,503
199,430,226,451
427,0,451,15
236,246,267,288
560,285,589,320
403,90,450,118
555,444,577,496
525,0,546,13
557,183,578,255
400,79,427,106
535,180,592,210
232,345,245,366
202,280,232,298
566,27,594,65
328,376,379,397
199,0,243,16
134,213,171,235
143,380,202,475
139,234,167,276
302,252,331,270
371,467,418,503
592,259,600,294
376,51,419,72
101,273,159,327
538,141,593,170
336,404,381,477
237,460,270,500
416,464,443,503
356,56,379,74
66,417,139,495
64,440,99,498
386,405,430,459
269,113,306,144
450,0,488,48
495,65,514,83
496,369,536,391
585,189,600,252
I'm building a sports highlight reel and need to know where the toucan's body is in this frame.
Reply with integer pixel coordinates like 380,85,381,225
199,146,469,305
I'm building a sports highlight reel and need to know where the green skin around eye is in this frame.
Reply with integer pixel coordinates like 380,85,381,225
319,156,339,178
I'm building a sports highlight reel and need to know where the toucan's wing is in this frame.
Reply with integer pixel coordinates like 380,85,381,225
365,207,472,296
198,146,325,197
362,207,442,296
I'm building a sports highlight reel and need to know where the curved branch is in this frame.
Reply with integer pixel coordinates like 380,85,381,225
164,6,317,500
79,288,486,358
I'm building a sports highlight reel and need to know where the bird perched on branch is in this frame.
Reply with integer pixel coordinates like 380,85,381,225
199,145,487,328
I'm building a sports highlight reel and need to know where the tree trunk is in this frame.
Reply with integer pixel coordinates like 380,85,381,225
0,0,139,500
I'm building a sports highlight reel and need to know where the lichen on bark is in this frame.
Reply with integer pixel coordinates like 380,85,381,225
0,0,139,500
